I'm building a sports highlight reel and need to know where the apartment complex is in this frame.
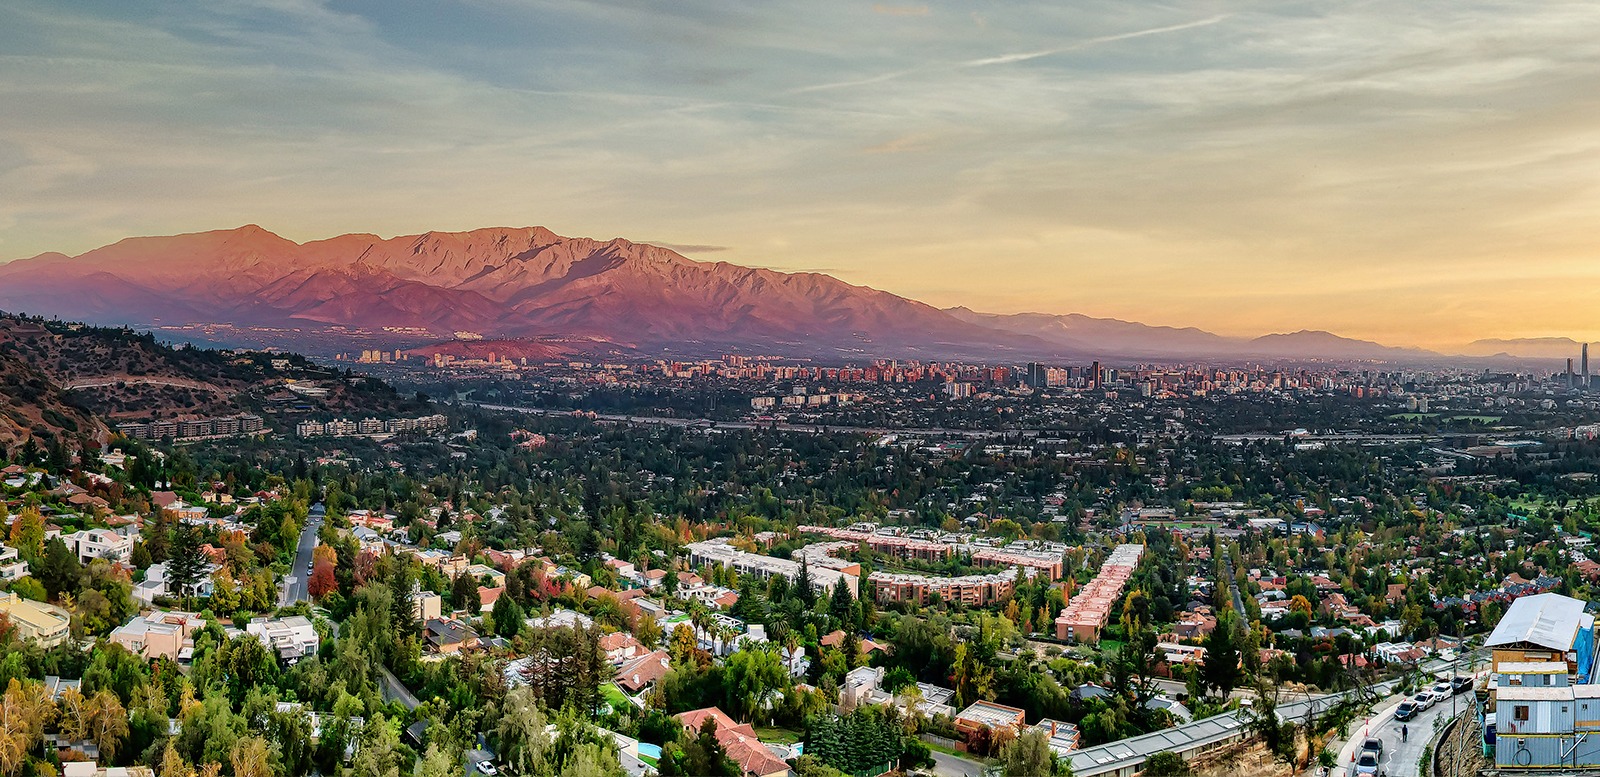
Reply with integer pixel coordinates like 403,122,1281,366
685,539,858,596
120,414,264,440
296,414,447,438
1055,544,1145,643
971,546,1065,580
870,568,1017,607
796,525,953,561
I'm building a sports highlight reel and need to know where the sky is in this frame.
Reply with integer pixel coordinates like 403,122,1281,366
2,0,1599,349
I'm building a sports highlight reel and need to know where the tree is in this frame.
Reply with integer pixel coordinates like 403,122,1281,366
493,593,524,639
7,508,44,562
0,679,54,776
167,524,208,603
229,736,274,777
451,573,481,613
1142,751,1189,776
659,719,739,777
1002,728,1056,777
85,689,130,763
829,577,857,631
414,743,458,777
1201,612,1241,698
496,688,551,776
352,715,404,777
309,560,337,600
723,648,788,723
35,536,81,599
560,741,625,777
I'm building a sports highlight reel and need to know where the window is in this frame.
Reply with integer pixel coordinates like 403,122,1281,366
1515,706,1531,721
1510,677,1523,686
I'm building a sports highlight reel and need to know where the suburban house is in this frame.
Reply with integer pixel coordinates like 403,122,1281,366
954,700,1027,738
109,610,206,661
615,649,671,694
246,615,320,662
674,707,790,777
0,546,29,581
0,591,70,647
59,528,134,564
425,618,480,654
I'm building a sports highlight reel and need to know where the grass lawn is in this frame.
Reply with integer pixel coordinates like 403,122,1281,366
922,739,991,764
754,726,803,745
601,682,632,710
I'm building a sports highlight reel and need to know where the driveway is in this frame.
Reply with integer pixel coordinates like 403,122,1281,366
930,750,986,777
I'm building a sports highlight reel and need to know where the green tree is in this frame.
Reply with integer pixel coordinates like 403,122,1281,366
1002,728,1056,777
35,536,81,599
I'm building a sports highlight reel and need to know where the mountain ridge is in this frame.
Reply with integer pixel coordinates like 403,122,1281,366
0,224,1551,364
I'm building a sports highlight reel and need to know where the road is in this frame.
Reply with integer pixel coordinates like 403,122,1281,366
279,503,324,606
468,402,1023,440
930,751,985,777
1336,659,1486,777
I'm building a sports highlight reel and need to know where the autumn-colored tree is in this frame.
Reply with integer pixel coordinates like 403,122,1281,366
0,679,54,776
85,690,128,762
7,508,44,562
230,736,273,777
309,560,337,600
312,544,338,568
1289,595,1312,615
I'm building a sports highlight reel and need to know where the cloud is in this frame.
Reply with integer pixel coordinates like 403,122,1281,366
961,15,1232,67
643,242,730,254
872,4,928,16
4,0,1600,346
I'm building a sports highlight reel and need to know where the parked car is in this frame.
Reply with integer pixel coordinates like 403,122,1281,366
1432,680,1454,697
476,762,497,776
1452,676,1475,694
1413,690,1437,710
1394,701,1419,721
1360,737,1384,758
1351,750,1381,777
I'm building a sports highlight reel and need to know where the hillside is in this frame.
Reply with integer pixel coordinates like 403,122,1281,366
0,225,1034,358
0,314,427,452
0,319,105,450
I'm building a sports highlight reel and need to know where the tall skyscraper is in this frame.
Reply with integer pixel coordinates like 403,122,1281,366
1090,360,1102,390
1584,342,1590,387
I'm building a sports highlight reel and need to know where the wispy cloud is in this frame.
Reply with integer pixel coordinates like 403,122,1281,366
961,15,1232,67
3,0,1599,345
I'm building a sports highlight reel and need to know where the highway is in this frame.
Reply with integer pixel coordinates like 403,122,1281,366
466,402,1021,439
279,503,324,606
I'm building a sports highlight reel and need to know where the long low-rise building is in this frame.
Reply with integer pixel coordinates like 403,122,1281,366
1056,544,1144,643
686,539,858,596
971,546,1065,580
870,568,1017,607
795,525,953,561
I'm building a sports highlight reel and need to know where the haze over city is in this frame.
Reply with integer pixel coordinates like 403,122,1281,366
4,1,1600,348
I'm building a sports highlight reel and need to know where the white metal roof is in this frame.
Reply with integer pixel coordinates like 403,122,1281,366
1485,593,1586,651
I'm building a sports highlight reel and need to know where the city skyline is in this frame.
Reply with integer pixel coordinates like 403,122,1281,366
4,1,1599,348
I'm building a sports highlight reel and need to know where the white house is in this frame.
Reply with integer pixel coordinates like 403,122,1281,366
58,529,133,564
0,546,29,581
246,615,320,661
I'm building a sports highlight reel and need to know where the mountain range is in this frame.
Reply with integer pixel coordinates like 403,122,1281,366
0,225,1565,364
